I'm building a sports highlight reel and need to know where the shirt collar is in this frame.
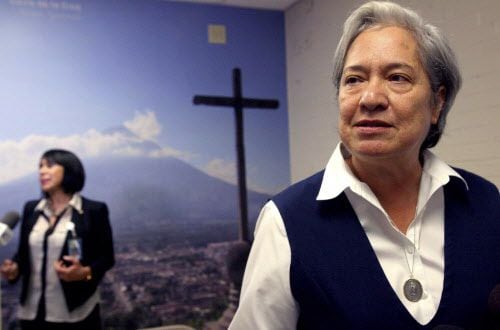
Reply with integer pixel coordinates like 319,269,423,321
316,143,468,201
421,149,468,191
35,193,84,215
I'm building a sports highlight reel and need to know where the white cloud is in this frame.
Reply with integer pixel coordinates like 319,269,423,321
112,146,146,157
0,111,189,184
203,158,237,185
149,147,189,160
123,110,161,142
0,110,271,192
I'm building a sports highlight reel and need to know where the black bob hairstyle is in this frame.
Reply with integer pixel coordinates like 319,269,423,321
41,149,85,195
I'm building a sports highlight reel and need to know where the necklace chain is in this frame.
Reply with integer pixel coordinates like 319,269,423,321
402,207,424,302
403,216,419,278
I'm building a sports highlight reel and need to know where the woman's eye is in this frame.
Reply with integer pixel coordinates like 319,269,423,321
389,74,410,82
344,76,361,85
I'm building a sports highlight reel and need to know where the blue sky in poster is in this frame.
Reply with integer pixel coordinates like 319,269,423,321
0,0,289,194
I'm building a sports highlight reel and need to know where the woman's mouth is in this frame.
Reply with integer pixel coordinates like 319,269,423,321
354,120,392,134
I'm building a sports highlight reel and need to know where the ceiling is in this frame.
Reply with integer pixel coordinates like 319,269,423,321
170,0,299,10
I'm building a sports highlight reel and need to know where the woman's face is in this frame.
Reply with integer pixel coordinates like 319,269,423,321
39,158,65,195
338,26,444,163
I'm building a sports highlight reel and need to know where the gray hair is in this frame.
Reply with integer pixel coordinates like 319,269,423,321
332,1,462,149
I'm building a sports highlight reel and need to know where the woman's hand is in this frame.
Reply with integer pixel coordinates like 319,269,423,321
54,256,91,282
1,259,19,281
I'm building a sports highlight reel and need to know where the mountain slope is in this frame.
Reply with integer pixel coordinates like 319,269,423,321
0,156,270,235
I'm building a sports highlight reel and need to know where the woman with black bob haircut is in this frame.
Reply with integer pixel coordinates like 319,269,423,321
1,149,115,330
41,149,85,197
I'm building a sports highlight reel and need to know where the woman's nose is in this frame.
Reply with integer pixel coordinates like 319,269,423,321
359,80,389,111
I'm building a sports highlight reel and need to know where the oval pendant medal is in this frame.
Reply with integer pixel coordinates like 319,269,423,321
403,278,423,302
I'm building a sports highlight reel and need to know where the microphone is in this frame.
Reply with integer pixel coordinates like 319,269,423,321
0,211,20,246
488,284,500,323
489,284,500,312
226,240,251,287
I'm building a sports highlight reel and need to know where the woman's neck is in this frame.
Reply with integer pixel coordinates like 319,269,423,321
48,190,72,215
347,155,423,233
348,155,423,192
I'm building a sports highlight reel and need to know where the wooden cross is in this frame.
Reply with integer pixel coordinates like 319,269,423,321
193,68,279,242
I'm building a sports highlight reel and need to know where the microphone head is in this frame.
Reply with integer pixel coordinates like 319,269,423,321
488,284,500,314
226,240,251,287
1,211,20,229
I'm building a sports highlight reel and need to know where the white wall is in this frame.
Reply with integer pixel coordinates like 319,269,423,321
285,0,500,186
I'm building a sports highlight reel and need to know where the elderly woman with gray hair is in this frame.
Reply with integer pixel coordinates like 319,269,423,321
229,1,499,329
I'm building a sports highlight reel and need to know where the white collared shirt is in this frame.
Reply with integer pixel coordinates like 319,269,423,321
18,193,99,322
230,143,467,329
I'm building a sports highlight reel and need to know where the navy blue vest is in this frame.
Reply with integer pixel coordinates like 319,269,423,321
273,168,500,329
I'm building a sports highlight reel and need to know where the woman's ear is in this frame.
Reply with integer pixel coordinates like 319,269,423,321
432,86,446,124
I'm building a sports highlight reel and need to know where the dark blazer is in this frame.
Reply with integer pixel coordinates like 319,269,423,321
13,196,115,312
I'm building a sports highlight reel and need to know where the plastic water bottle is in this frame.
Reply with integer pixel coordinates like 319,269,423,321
66,222,82,260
